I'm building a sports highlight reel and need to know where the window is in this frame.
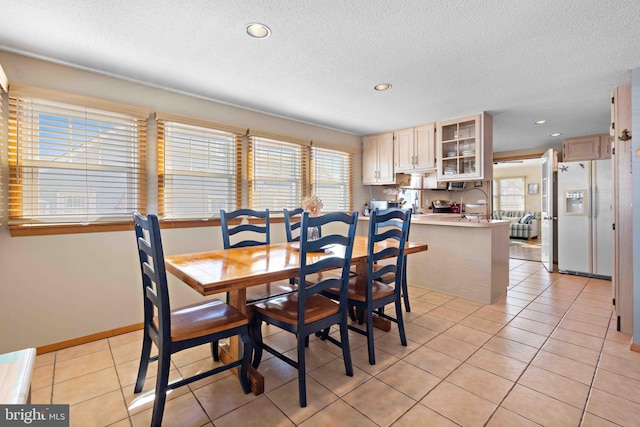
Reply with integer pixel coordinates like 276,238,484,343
493,177,525,211
157,119,241,219
248,136,306,210
8,93,147,226
310,146,352,212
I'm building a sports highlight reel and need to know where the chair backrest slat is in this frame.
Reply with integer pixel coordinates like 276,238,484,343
220,208,270,249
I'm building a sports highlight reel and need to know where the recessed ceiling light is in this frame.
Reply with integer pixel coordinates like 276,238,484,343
246,23,271,39
374,83,392,91
534,120,548,125
550,132,563,137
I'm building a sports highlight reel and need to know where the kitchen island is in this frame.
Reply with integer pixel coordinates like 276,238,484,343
359,214,510,304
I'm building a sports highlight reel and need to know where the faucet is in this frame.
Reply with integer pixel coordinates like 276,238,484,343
460,187,489,222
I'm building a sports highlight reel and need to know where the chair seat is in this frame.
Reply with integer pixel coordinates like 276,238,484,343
246,281,297,304
325,275,395,303
153,299,249,342
253,293,339,325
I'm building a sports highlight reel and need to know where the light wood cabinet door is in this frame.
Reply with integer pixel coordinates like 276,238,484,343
394,128,414,172
562,135,601,161
394,124,436,172
599,134,612,159
362,132,394,185
436,112,492,181
362,135,379,185
414,123,436,171
376,132,395,183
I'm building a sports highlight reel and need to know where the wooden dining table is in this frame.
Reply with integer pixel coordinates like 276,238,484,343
165,234,428,395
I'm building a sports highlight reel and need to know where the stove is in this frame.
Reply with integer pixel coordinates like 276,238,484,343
431,200,454,213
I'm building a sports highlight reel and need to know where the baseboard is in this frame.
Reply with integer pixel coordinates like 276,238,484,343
36,323,143,355
631,342,640,353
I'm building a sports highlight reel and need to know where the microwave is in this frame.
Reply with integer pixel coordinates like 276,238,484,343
447,181,466,191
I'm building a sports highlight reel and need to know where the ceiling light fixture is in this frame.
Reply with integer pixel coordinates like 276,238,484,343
550,132,563,137
374,83,392,91
534,120,548,125
246,23,271,39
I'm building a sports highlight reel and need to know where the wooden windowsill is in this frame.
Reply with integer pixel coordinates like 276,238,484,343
9,216,285,236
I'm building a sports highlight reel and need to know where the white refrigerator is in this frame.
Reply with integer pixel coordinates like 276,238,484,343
557,159,612,278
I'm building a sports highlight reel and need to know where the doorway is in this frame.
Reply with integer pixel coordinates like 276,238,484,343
493,158,543,262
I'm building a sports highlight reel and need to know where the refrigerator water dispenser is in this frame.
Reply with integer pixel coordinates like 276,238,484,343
564,190,586,215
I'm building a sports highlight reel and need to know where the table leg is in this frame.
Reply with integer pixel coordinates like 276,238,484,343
226,289,264,395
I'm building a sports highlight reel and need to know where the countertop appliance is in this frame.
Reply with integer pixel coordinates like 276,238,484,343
363,200,389,216
557,160,612,278
431,200,454,213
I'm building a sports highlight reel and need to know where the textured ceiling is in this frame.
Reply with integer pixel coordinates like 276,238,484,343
0,0,638,153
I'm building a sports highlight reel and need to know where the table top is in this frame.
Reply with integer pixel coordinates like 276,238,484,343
165,235,428,296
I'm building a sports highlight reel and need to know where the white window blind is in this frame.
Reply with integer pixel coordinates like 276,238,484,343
493,177,525,211
310,146,352,212
158,120,239,218
8,96,147,224
248,136,305,210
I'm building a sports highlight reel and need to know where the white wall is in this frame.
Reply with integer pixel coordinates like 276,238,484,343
632,68,640,346
0,51,364,353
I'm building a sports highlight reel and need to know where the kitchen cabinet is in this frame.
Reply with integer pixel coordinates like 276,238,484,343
394,123,436,172
436,112,493,181
362,132,395,185
610,85,632,333
562,134,611,161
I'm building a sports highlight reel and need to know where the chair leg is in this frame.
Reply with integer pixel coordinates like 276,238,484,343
339,319,353,377
396,300,407,347
366,309,376,365
151,349,170,427
250,317,263,369
238,327,252,394
297,335,307,407
134,330,152,393
402,262,411,312
348,305,357,322
211,340,220,362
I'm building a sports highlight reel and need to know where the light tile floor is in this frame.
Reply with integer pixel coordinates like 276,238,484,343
31,259,640,426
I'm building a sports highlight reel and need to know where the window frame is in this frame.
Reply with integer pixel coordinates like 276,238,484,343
247,134,308,211
310,145,353,212
7,85,149,236
156,113,243,223
492,176,526,211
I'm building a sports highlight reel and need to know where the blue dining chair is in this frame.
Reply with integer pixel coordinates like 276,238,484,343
375,210,412,312
132,212,251,427
323,207,411,365
216,208,297,360
219,208,296,302
283,207,304,242
250,211,358,407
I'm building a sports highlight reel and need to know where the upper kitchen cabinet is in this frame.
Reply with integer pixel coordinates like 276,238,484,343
394,123,436,173
562,134,611,161
437,112,493,181
362,132,395,185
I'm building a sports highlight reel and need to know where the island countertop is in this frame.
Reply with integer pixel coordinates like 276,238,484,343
359,213,510,228
357,212,509,304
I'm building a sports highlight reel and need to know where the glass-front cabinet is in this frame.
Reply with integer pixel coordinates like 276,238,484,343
436,112,493,181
